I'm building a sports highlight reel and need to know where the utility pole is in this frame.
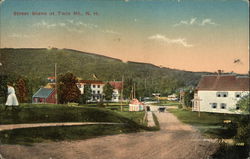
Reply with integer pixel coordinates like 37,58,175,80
120,75,124,111
55,63,58,104
134,83,136,99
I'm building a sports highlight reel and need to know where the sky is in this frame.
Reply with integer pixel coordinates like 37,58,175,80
0,0,249,74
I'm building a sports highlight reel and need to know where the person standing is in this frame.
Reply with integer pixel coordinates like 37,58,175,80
5,83,19,110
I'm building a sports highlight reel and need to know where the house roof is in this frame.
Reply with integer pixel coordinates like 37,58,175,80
47,77,56,79
130,98,144,105
33,88,54,98
78,80,105,85
109,81,123,90
196,75,249,91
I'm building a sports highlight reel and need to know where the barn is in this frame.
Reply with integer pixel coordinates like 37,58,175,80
32,88,56,104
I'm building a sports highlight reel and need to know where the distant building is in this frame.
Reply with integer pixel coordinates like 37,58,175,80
77,80,123,102
192,75,249,114
32,88,56,104
77,80,105,102
109,81,123,102
129,98,145,111
47,77,56,83
167,94,178,101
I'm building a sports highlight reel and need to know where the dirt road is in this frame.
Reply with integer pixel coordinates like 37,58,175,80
0,112,218,159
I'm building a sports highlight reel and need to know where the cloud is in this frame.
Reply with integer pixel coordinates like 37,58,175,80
33,20,99,34
75,22,98,29
33,20,57,29
101,29,121,35
200,18,217,26
8,33,32,38
148,34,193,48
174,18,217,27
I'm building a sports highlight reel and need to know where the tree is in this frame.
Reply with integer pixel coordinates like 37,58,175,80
0,75,8,104
57,72,81,104
235,95,250,148
184,89,194,107
15,78,29,103
80,84,92,104
103,83,113,101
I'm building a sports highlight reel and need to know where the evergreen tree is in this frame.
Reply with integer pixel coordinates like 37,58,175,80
103,83,114,101
0,75,8,104
80,84,92,104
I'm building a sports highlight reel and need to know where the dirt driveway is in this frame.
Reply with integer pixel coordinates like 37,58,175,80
0,112,218,159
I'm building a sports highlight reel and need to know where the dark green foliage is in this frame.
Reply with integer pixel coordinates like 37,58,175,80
79,84,92,104
184,90,194,107
0,75,8,104
212,142,249,159
235,95,250,149
103,83,114,101
57,72,81,104
0,48,206,99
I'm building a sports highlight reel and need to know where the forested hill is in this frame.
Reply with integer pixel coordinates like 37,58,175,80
0,48,209,96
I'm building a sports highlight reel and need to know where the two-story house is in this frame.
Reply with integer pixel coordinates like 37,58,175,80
192,75,249,114
77,80,105,102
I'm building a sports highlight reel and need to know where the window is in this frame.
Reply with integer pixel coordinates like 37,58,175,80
211,103,217,109
235,92,241,98
97,90,100,94
98,85,100,88
236,104,240,110
220,103,226,109
93,85,96,88
222,92,228,97
216,92,221,97
216,92,228,97
93,90,96,94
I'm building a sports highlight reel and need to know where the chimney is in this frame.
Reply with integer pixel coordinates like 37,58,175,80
217,70,222,76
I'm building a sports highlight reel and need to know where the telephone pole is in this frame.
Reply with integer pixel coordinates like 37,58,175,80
55,63,58,104
120,75,124,111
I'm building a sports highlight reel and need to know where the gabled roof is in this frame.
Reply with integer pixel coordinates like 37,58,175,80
109,81,123,90
130,98,144,105
33,88,54,98
196,75,249,91
78,80,105,85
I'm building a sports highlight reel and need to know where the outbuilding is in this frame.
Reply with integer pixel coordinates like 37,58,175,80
32,88,56,104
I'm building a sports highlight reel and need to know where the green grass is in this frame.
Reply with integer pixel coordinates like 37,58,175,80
0,124,142,145
0,103,159,145
168,109,241,139
0,104,134,124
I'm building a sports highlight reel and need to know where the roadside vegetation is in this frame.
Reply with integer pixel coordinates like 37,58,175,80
169,95,250,159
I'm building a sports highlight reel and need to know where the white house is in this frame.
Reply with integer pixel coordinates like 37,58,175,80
109,81,123,102
192,75,249,114
77,80,105,102
77,80,123,102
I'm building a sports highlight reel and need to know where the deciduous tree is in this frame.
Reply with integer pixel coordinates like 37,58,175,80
58,72,80,104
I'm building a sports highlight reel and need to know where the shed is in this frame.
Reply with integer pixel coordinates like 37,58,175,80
32,88,56,104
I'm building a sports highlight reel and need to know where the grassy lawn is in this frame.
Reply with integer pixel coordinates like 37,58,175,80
0,103,159,145
168,109,250,159
0,124,141,145
168,109,241,139
0,104,132,124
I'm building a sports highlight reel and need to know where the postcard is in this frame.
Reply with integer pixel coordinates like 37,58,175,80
0,0,249,159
